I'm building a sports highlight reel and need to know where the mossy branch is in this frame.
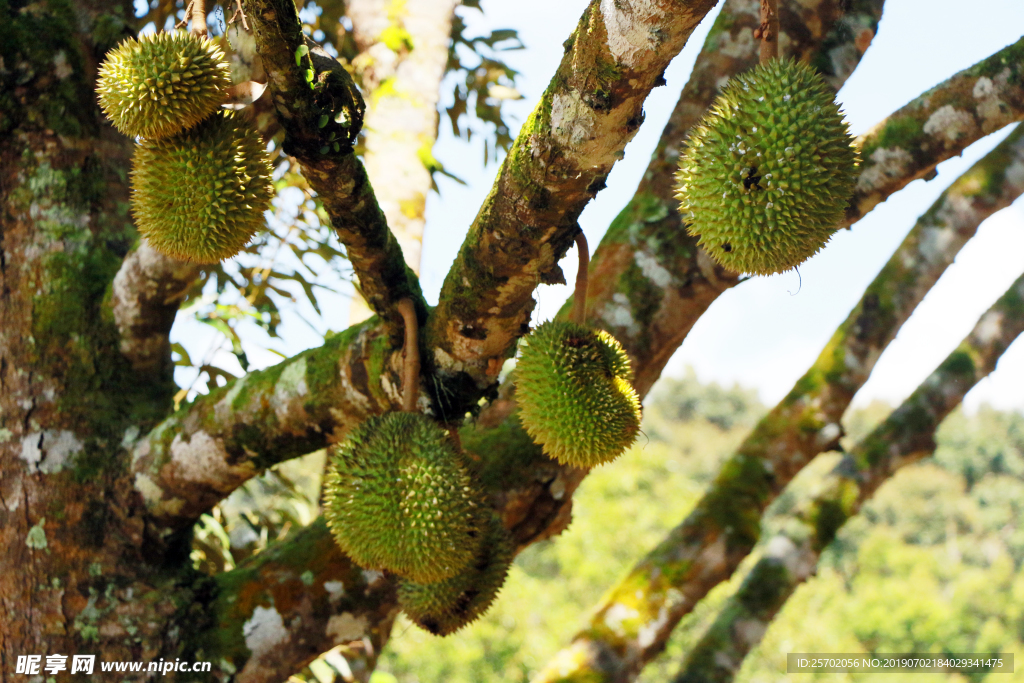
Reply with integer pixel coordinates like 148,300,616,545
424,0,720,391
451,0,885,559
130,317,404,533
530,123,1024,683
201,519,396,683
582,0,885,394
110,242,201,387
673,270,1024,683
848,34,1024,223
241,0,423,328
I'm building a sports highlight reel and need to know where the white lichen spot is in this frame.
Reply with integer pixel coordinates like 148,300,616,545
326,612,367,643
134,472,186,516
362,569,384,585
549,475,566,501
170,431,254,492
765,534,816,579
26,518,47,550
323,581,346,603
271,358,308,423
1006,159,1024,189
599,0,665,68
918,224,958,265
856,147,913,193
53,51,73,79
637,604,670,649
974,310,1004,345
633,250,672,288
814,422,842,448
717,27,755,59
134,473,164,506
215,373,249,423
432,346,464,375
549,91,596,151
602,602,639,636
923,105,978,145
243,606,288,658
121,425,140,449
735,618,768,646
19,430,83,474
973,76,995,99
600,293,639,335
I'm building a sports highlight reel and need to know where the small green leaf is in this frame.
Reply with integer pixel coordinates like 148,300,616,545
304,68,314,83
318,114,328,128
332,142,339,152
319,145,329,155
294,45,309,66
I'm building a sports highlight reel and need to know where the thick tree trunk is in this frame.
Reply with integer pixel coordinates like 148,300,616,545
0,1,210,677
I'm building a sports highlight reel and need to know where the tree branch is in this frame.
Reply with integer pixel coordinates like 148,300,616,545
199,519,397,683
242,0,423,327
110,242,201,385
673,270,1024,683
583,0,885,394
848,34,1024,223
424,0,721,390
530,122,1024,683
459,0,887,556
130,317,406,535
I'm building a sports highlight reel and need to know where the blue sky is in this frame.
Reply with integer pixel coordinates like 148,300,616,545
171,0,1024,412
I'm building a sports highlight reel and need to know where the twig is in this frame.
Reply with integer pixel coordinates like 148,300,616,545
757,0,778,63
398,298,420,412
229,0,249,30
571,231,590,326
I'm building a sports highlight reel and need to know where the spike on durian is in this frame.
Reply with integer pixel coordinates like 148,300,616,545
675,58,859,276
515,321,641,468
97,31,232,140
398,508,514,636
323,412,483,583
130,110,273,263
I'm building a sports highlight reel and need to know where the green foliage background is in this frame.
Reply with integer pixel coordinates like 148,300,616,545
193,371,1024,683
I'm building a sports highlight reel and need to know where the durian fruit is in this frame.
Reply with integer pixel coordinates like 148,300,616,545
323,412,483,584
515,321,641,468
97,31,232,140
675,58,858,276
398,508,514,636
131,110,273,263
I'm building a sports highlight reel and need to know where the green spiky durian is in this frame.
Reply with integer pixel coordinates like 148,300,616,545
398,508,514,636
515,321,641,468
323,412,483,583
675,58,858,276
97,31,232,140
130,110,273,263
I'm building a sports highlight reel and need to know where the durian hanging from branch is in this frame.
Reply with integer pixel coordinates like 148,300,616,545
97,30,232,140
675,0,858,277
398,507,515,636
515,232,642,468
130,110,274,263
96,0,275,264
323,300,487,584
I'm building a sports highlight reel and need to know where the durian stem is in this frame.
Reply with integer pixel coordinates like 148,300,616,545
398,298,421,412
758,0,778,63
571,231,590,326
190,0,208,37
